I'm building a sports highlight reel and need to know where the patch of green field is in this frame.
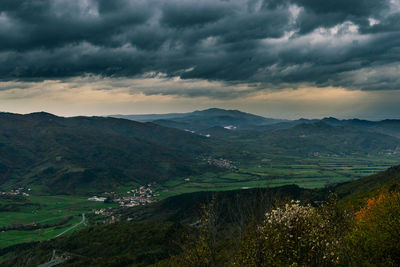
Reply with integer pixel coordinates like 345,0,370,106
0,195,115,248
157,155,400,199
0,195,114,227
0,216,84,249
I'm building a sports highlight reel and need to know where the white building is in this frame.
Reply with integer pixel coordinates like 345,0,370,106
88,196,107,202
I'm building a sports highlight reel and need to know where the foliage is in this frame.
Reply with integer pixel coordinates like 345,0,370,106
1,165,400,266
165,197,222,267
234,199,351,267
343,190,400,266
0,221,186,267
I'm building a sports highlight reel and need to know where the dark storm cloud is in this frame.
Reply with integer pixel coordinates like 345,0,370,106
0,0,400,95
0,0,151,51
160,2,229,28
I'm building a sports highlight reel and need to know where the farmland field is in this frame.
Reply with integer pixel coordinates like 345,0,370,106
156,154,400,198
0,195,116,248
1,154,399,248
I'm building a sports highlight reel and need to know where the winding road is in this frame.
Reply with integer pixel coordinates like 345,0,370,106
56,213,85,238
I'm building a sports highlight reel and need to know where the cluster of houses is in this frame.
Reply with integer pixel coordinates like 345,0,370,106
0,187,30,197
207,157,237,170
93,208,113,215
92,208,117,224
89,185,157,208
114,185,156,207
383,146,400,155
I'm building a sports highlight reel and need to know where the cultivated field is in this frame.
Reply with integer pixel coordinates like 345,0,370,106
156,155,400,198
0,195,116,248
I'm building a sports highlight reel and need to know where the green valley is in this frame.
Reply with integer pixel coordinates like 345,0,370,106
1,109,400,265
155,155,400,199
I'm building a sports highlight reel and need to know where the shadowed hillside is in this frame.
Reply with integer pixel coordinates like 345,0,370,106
0,112,214,194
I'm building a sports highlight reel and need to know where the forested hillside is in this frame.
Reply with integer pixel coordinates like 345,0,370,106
1,111,399,195
0,112,213,194
1,165,399,266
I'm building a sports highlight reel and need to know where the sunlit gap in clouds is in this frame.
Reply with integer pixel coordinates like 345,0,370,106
1,75,399,120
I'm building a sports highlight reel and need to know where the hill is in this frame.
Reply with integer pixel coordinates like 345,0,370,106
113,108,400,140
1,112,399,195
111,108,284,131
206,121,400,157
265,122,400,155
255,117,400,138
0,221,186,267
323,118,400,138
0,112,213,194
333,164,400,204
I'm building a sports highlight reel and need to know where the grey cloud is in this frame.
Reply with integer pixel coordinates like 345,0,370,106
160,1,230,28
293,0,385,18
0,0,399,96
0,0,151,51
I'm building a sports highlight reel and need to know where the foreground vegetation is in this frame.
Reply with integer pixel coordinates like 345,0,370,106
1,166,399,266
172,189,399,266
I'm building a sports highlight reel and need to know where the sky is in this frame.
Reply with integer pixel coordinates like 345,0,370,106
0,0,400,119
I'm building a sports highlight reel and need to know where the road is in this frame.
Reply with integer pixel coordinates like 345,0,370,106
37,257,69,267
37,250,70,267
56,213,85,238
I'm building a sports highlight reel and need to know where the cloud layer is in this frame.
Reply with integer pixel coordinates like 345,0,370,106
0,0,399,97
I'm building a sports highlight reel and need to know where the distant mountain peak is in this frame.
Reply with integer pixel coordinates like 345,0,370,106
198,108,227,112
193,108,246,115
27,111,59,117
322,117,340,121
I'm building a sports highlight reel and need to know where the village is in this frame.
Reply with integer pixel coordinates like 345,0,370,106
114,184,157,207
90,184,158,216
0,187,31,197
207,157,237,170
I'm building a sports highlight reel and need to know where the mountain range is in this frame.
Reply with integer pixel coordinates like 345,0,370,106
111,108,286,131
1,109,400,194
112,108,400,138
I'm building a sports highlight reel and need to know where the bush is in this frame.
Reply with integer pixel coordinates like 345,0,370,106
235,200,350,266
344,192,400,266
